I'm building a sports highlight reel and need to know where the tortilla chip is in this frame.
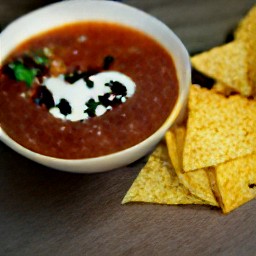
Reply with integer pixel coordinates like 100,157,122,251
207,168,225,210
165,128,219,206
235,5,256,95
122,142,206,205
209,154,256,213
191,41,252,96
183,85,256,171
235,5,256,39
212,82,236,96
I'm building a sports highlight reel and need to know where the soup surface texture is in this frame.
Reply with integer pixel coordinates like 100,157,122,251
0,22,179,159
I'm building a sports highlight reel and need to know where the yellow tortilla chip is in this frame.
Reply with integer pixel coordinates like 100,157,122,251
183,85,256,171
191,41,252,96
235,5,256,39
165,128,219,206
235,5,256,95
207,168,224,210
212,82,236,96
122,142,206,205
209,154,256,213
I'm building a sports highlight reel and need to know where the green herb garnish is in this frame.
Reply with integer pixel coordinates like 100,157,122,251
85,78,94,88
6,48,51,87
34,55,49,65
84,99,101,117
8,62,38,87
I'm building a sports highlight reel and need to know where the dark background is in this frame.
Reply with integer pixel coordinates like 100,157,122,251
1,1,256,255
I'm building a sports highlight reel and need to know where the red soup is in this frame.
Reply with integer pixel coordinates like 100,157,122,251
0,22,179,159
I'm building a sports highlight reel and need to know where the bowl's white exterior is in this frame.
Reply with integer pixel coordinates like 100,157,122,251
0,0,191,173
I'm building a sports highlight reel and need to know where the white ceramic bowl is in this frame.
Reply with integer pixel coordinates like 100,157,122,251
0,0,191,173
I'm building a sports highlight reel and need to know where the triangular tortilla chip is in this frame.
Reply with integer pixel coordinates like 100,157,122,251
191,41,252,96
122,142,206,205
208,154,256,213
212,82,236,96
183,85,256,171
165,127,219,206
235,5,256,39
235,5,256,95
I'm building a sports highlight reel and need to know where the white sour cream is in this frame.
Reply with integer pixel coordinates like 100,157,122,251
43,71,136,121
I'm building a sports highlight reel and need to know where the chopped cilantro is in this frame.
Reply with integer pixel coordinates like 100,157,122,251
34,55,49,65
85,78,94,88
4,49,51,87
32,49,50,65
8,62,38,87
84,99,101,117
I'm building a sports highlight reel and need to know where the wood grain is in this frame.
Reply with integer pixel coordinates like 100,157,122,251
1,1,256,255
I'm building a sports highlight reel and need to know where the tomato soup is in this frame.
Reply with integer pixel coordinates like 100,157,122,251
0,22,179,159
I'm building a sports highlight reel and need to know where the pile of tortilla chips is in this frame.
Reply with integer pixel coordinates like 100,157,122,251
122,6,256,214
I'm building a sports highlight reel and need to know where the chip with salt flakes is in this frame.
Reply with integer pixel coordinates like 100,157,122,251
165,127,218,206
191,40,252,96
208,154,256,213
122,142,206,205
183,85,256,172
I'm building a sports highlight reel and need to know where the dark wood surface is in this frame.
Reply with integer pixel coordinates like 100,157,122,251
1,1,256,255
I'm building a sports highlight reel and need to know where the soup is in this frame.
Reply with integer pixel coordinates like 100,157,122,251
0,22,179,159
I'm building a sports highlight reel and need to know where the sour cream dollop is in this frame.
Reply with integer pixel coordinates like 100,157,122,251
43,71,136,122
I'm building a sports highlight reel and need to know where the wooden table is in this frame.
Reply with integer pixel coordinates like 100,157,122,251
1,1,256,255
